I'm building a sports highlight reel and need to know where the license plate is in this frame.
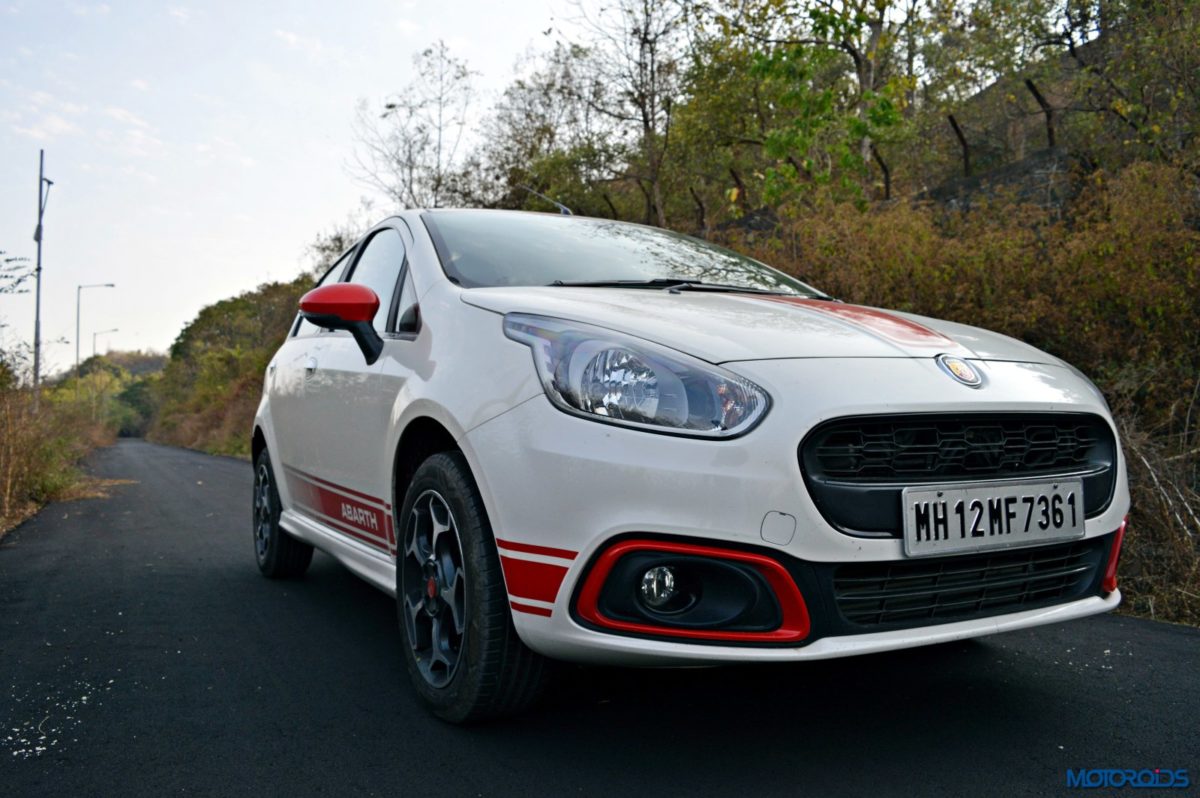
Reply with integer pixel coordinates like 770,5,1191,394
902,479,1085,557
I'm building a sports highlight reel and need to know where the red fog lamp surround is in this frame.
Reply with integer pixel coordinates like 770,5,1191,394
1102,518,1127,594
574,539,811,644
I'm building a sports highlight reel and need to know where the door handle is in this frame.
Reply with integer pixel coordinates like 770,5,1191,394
304,357,318,375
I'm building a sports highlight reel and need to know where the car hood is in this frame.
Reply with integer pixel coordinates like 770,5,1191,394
461,287,1056,364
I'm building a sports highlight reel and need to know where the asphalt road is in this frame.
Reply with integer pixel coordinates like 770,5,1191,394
1,440,1196,796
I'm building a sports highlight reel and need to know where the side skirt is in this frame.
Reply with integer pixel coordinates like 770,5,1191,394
280,509,397,597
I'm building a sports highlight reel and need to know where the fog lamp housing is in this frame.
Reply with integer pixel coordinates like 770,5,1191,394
574,539,811,644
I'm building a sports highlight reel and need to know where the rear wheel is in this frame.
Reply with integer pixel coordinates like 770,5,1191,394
397,452,549,723
253,449,313,578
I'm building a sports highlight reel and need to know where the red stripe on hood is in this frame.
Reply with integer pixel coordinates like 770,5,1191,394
754,296,953,348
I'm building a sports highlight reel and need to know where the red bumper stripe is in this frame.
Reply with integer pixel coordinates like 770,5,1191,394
499,556,569,603
510,601,553,618
495,538,578,560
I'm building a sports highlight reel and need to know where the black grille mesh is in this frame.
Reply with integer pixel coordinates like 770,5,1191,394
809,416,1107,481
799,413,1118,537
833,538,1105,627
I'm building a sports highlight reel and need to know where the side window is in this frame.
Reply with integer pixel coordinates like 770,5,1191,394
347,229,406,332
295,250,353,337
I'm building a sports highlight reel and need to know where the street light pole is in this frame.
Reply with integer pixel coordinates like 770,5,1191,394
93,328,118,358
32,149,53,410
76,283,116,380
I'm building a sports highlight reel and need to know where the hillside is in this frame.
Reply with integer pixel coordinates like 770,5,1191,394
147,277,311,456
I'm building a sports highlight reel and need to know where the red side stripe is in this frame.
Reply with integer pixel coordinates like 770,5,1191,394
295,478,388,542
284,465,391,510
322,516,391,551
499,556,568,603
284,471,391,552
510,601,553,618
754,296,953,347
495,538,578,561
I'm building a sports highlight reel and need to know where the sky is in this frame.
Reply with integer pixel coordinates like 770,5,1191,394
0,0,560,374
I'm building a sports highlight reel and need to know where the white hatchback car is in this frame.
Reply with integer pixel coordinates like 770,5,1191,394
253,209,1128,722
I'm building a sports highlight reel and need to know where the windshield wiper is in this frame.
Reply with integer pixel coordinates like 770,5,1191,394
549,278,690,289
548,278,793,295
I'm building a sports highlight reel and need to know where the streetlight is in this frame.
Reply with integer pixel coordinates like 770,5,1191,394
32,149,53,410
93,328,118,358
76,283,115,378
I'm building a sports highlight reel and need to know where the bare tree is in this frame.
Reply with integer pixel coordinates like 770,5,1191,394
0,251,31,295
569,0,687,227
473,43,627,211
350,41,476,208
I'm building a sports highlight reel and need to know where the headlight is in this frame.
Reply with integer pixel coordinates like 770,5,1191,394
503,313,769,438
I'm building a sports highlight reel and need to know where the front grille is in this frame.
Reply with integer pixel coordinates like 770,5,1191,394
800,413,1118,537
832,537,1107,628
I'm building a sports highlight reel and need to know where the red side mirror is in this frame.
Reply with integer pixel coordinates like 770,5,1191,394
298,283,384,365
299,283,380,324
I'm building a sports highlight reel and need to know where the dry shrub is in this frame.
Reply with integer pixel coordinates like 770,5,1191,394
0,388,115,531
1116,418,1200,622
727,161,1200,624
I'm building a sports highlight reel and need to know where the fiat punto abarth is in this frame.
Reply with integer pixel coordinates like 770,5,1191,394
252,209,1128,722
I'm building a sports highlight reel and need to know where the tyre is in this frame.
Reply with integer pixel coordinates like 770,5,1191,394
253,448,313,578
397,451,549,723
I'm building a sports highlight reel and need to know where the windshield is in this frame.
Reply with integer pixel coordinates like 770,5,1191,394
421,210,823,296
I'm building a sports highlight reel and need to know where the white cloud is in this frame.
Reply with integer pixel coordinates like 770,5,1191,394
12,113,78,140
131,78,149,91
274,29,323,59
120,127,164,158
396,18,420,35
70,3,110,16
169,6,190,23
121,165,159,184
105,106,150,128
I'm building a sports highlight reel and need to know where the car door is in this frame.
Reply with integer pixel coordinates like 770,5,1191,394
297,226,408,555
269,250,353,478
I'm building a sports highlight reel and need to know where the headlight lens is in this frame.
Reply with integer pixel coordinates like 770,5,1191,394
503,313,769,437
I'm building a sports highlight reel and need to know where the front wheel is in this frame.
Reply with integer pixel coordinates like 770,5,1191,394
397,452,549,723
253,449,313,579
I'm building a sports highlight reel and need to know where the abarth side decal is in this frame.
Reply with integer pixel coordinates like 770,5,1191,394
284,465,396,554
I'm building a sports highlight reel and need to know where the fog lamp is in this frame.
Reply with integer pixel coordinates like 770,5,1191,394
639,566,679,609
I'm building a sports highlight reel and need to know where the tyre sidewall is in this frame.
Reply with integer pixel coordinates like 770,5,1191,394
397,452,506,722
253,449,283,574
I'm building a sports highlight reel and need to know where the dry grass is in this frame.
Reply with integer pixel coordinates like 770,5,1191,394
0,387,117,537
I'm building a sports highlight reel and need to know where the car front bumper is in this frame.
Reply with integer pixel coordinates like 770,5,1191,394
460,356,1130,665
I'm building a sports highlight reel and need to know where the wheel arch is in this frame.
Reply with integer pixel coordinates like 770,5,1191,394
251,425,267,465
391,416,462,522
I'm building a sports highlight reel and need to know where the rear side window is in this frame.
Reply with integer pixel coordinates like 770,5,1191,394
347,229,406,332
295,251,353,337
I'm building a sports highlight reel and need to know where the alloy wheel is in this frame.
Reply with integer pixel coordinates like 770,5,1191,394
401,489,468,688
253,462,273,562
